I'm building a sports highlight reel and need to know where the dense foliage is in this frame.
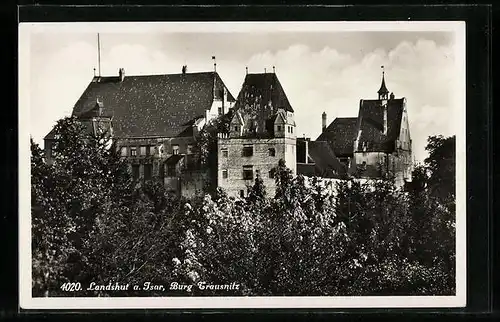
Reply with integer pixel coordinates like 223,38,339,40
32,119,456,297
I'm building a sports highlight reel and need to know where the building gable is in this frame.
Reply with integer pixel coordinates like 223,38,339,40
354,98,405,153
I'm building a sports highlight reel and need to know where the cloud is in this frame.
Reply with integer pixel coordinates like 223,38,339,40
242,38,458,162
29,34,460,164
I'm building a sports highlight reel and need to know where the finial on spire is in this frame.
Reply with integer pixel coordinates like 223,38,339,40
212,56,216,72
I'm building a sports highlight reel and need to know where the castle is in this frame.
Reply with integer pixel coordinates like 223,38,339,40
44,65,413,198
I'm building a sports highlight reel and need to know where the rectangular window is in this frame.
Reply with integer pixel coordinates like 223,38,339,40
140,146,146,156
172,145,179,155
167,164,176,177
132,164,140,180
218,107,223,115
120,146,127,156
242,165,254,180
277,125,281,132
144,164,152,181
256,169,260,177
187,144,193,154
234,126,239,132
145,146,151,156
268,148,276,156
242,145,253,157
240,190,245,198
269,169,276,179
222,170,228,179
130,147,137,157
221,149,228,157
291,127,293,133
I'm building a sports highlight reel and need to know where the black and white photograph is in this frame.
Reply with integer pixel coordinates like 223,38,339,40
19,21,466,309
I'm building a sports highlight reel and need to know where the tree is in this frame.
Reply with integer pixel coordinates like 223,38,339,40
424,135,456,204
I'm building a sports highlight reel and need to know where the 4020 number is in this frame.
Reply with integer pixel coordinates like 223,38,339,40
60,282,82,292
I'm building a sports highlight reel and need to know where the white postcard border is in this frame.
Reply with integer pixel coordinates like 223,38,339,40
19,20,467,310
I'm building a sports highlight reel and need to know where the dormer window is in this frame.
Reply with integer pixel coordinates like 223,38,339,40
277,125,282,132
172,145,179,155
234,126,239,132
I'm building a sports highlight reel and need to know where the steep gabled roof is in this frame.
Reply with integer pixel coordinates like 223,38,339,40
232,73,294,136
355,98,405,153
70,71,235,138
317,117,358,157
234,73,293,113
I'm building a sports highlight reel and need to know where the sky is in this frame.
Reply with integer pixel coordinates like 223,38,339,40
23,22,464,163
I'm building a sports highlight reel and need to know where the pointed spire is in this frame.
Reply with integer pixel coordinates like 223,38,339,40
378,65,389,99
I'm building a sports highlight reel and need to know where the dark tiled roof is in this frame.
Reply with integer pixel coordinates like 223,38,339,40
355,98,404,153
165,154,184,165
297,141,346,178
44,127,58,140
316,117,358,157
71,72,235,138
232,73,293,136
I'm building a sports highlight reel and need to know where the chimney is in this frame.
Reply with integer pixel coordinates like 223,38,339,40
383,103,388,135
322,112,327,132
182,65,187,74
390,92,395,100
119,68,125,82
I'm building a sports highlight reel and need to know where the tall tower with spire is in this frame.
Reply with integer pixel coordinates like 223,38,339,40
378,65,389,100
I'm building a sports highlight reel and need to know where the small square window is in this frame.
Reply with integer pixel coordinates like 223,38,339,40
187,145,193,154
222,170,228,179
242,146,253,157
221,149,228,157
242,165,253,180
268,148,276,157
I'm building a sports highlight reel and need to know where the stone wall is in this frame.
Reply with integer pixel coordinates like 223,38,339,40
217,135,296,198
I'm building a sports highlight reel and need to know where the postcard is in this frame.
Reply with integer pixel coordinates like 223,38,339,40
19,20,466,309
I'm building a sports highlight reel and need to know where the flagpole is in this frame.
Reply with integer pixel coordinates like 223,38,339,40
98,33,101,77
